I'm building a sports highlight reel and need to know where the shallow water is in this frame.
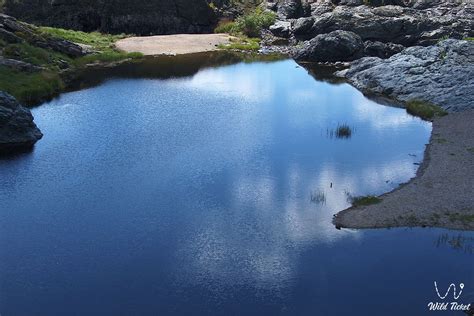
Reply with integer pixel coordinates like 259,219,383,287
1,56,472,315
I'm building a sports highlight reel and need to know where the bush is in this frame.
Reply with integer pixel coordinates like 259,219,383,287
215,21,237,34
219,8,275,37
236,8,276,37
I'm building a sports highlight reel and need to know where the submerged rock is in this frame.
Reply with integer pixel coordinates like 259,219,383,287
0,92,43,154
338,39,474,112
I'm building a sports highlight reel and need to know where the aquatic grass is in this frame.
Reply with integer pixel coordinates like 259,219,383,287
310,190,326,205
351,195,382,207
336,124,352,138
406,100,447,120
327,123,353,139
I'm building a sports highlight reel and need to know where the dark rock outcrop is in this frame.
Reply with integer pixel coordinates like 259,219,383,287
0,14,86,58
0,57,44,72
338,39,474,112
0,91,43,153
3,0,216,35
294,30,363,62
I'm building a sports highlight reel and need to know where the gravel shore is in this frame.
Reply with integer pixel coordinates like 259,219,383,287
334,110,474,230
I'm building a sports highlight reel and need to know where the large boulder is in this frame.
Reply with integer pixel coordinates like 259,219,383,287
294,30,364,62
275,0,310,19
0,92,43,154
338,39,474,112
3,0,216,35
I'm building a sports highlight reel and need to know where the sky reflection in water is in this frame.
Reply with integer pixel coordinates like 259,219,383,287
1,58,472,316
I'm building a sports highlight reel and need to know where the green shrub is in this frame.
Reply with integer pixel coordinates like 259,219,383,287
406,100,447,120
215,21,237,34
214,9,275,37
234,8,276,37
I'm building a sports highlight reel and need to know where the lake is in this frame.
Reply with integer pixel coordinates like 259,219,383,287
1,54,473,315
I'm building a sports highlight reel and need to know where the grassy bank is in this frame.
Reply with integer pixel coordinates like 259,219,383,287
0,25,142,105
406,100,447,120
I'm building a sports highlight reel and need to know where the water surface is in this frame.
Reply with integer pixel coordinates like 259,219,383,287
1,56,472,315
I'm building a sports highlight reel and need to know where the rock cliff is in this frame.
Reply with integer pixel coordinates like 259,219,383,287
2,0,216,35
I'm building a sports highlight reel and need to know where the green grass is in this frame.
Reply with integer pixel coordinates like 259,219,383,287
351,195,382,207
447,212,474,224
0,66,63,104
0,25,143,103
38,27,127,52
406,100,448,120
218,37,261,51
464,37,474,41
2,42,72,69
73,51,143,67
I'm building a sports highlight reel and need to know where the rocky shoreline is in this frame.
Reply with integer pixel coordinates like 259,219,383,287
262,0,474,230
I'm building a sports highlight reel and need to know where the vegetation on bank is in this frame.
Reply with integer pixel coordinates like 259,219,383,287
0,66,63,104
0,25,142,104
351,195,382,207
215,7,275,51
218,37,261,51
406,100,448,120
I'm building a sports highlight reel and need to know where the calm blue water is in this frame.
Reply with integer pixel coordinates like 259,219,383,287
1,58,473,315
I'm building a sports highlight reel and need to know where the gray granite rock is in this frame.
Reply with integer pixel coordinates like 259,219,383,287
338,39,474,112
270,20,292,38
0,92,43,153
294,30,364,62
